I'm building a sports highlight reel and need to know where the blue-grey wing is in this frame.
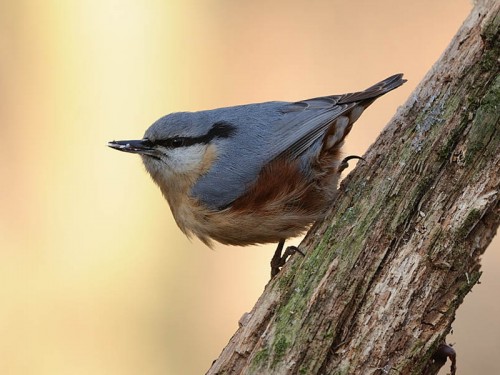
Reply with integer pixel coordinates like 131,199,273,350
191,74,406,210
273,73,406,160
271,96,353,160
190,98,352,210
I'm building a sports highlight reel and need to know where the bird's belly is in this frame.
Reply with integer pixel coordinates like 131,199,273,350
170,157,338,247
203,207,323,246
171,193,329,247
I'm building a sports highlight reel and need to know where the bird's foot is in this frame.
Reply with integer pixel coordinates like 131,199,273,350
270,239,305,278
339,155,365,174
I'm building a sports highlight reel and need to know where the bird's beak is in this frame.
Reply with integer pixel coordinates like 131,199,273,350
107,139,155,156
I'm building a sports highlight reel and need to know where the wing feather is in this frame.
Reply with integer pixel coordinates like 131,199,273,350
192,74,406,210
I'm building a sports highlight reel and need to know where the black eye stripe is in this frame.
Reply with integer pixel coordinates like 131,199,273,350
142,139,154,147
154,121,236,149
157,137,188,148
171,138,184,147
209,121,236,139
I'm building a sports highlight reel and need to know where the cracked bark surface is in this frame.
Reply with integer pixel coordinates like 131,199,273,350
207,1,499,374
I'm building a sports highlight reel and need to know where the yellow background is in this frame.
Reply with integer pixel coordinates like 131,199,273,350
1,1,498,374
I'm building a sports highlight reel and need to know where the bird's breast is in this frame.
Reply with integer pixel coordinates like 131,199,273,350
177,156,339,246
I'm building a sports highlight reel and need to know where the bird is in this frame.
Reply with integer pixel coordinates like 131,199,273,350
108,74,406,277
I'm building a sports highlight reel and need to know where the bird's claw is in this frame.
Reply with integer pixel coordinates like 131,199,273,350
270,241,304,278
339,155,365,173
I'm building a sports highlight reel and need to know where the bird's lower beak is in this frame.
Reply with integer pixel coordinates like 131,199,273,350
108,139,155,155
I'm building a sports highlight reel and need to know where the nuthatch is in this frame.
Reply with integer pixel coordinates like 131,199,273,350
109,74,406,276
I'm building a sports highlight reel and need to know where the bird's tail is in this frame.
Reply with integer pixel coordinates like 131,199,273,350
338,73,407,105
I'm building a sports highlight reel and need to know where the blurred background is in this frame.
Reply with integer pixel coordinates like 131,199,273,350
1,0,498,374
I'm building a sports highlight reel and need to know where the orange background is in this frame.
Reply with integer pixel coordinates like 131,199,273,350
1,1,498,374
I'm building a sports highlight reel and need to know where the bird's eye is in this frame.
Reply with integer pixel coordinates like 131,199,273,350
170,138,185,148
157,137,188,148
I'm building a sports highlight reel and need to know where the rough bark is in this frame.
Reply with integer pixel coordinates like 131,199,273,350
207,1,499,374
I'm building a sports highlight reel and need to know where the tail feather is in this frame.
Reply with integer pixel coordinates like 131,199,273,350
322,74,406,153
338,73,407,105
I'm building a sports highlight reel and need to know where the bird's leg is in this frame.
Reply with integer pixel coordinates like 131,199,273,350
339,155,365,174
270,239,305,278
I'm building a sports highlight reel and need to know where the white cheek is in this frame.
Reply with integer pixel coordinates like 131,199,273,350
165,145,206,174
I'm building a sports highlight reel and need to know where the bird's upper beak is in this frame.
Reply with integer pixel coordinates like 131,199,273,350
107,139,155,156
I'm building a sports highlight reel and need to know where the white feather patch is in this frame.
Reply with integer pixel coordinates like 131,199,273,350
326,116,349,149
349,105,365,123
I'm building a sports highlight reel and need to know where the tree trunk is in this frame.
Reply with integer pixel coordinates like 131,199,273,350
207,1,499,374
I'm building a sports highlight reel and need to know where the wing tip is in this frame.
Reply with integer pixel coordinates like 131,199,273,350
338,73,406,104
381,73,407,91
